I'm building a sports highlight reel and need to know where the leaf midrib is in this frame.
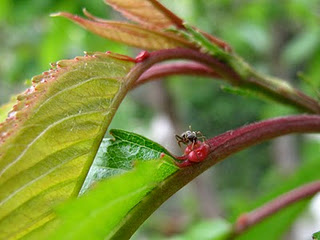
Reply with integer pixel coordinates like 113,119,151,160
0,110,106,182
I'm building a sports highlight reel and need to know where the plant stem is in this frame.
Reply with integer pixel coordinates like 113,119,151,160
126,48,242,91
110,115,320,239
133,62,219,88
206,115,320,158
230,54,320,113
232,181,320,236
128,48,320,113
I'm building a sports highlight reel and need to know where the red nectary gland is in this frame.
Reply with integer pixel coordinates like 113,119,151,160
135,51,150,63
184,141,209,162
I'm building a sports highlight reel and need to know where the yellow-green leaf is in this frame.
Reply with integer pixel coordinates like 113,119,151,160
51,12,194,51
0,52,134,239
0,96,16,123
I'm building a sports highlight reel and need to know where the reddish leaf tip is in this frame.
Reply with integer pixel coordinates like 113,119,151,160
105,51,135,62
82,8,107,23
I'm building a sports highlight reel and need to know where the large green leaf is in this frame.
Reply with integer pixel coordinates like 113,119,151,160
51,160,178,240
0,52,134,239
49,130,179,239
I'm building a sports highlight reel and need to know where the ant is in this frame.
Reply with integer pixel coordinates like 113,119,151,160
175,126,206,149
174,126,209,167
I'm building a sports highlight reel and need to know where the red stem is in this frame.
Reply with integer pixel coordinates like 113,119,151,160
133,62,220,88
126,48,242,92
128,48,320,113
111,114,320,239
233,181,320,235
205,115,320,162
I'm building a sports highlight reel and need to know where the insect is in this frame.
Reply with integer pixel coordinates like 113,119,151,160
174,127,209,167
175,126,206,149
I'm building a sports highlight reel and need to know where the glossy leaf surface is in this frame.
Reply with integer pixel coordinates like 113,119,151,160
80,128,172,194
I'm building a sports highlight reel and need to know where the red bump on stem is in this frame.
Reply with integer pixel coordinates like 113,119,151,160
135,51,150,63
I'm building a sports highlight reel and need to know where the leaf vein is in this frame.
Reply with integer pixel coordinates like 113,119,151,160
0,110,107,178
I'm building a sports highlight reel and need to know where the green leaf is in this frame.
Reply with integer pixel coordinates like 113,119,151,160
169,219,232,240
46,129,178,239
52,12,194,51
313,231,320,240
80,128,172,194
50,159,179,239
183,24,229,60
0,96,16,123
0,52,134,239
221,85,285,105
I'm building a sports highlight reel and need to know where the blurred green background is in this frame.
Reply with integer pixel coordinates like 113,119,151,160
1,0,319,239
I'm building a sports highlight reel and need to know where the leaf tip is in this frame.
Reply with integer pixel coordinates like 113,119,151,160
50,12,62,17
50,12,77,21
82,8,91,18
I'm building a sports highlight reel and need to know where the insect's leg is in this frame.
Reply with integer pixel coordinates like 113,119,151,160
175,134,182,141
191,140,195,150
196,131,207,142
175,135,183,148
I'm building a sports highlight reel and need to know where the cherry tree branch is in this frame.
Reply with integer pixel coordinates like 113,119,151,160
113,114,320,239
233,181,320,236
206,115,320,160
127,48,320,113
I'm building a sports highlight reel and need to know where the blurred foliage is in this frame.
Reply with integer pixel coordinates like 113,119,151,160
166,219,232,240
1,0,319,239
0,0,130,103
234,138,320,240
